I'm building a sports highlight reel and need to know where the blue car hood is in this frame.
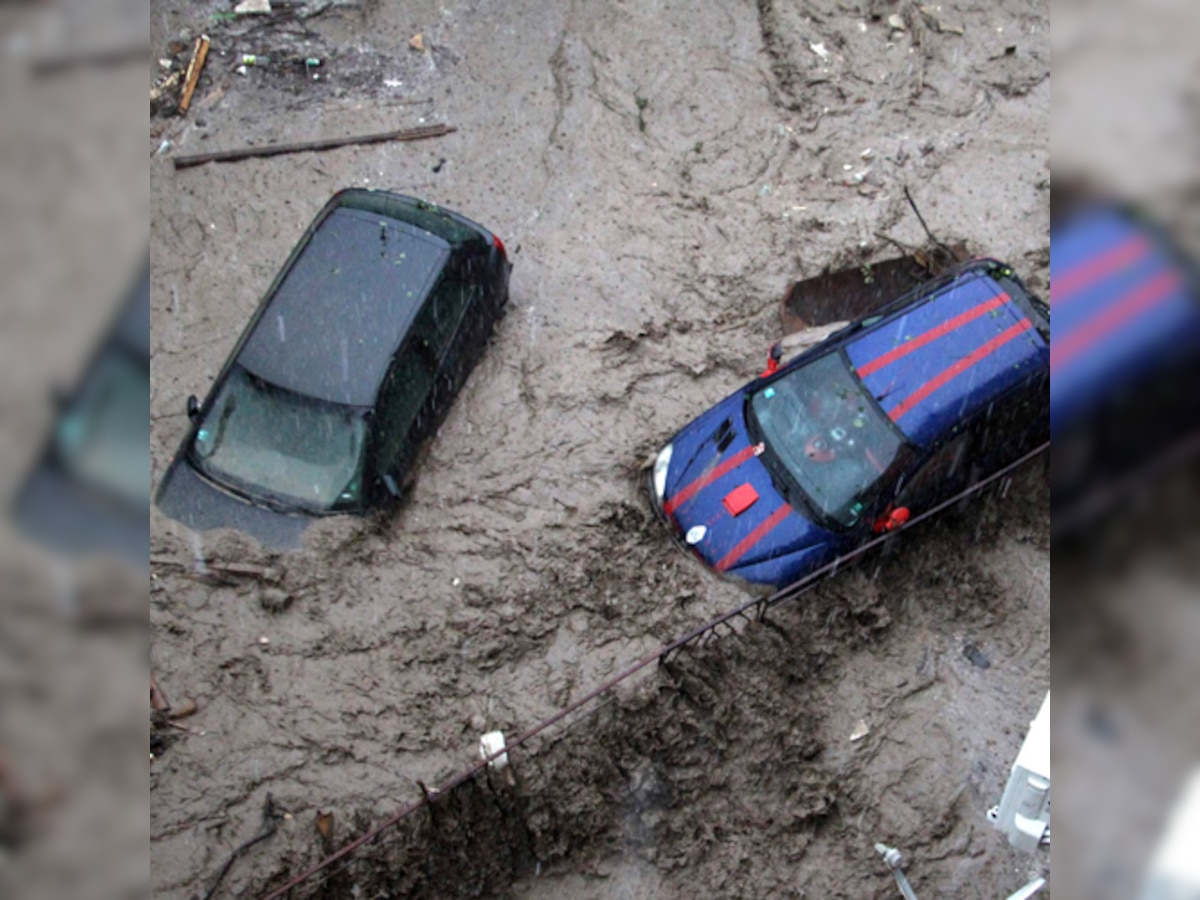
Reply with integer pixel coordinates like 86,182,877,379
661,392,835,584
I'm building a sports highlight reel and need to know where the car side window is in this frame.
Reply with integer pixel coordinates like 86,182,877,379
413,276,473,363
976,383,1048,446
373,345,435,471
895,430,973,512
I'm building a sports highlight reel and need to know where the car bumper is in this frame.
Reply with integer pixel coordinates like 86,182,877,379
155,459,312,550
12,459,148,565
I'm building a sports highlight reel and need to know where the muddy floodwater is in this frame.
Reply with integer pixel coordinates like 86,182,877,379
150,0,1049,896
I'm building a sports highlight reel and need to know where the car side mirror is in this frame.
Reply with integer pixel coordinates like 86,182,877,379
186,395,200,421
761,341,783,378
381,473,400,498
873,506,911,534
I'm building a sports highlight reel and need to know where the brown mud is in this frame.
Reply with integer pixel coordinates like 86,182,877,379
150,0,1049,896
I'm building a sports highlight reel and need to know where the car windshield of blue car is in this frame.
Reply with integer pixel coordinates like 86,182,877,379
750,351,903,527
191,365,367,512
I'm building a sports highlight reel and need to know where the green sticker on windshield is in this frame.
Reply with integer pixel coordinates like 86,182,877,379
764,387,776,399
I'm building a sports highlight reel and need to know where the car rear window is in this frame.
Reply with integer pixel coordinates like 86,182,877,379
340,192,483,246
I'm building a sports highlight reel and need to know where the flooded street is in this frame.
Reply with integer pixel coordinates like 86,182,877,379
150,0,1049,896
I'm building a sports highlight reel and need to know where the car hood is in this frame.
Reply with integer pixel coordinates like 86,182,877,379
155,457,311,550
661,392,835,584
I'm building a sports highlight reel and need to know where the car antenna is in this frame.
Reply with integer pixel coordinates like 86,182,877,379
903,185,957,263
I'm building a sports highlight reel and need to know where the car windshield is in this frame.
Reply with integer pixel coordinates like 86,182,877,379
749,352,904,527
191,365,367,512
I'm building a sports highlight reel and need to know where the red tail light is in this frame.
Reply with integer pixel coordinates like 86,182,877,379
492,233,507,258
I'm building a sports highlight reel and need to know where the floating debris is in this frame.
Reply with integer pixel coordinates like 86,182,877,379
316,810,335,844
963,642,991,669
480,730,509,769
179,34,210,114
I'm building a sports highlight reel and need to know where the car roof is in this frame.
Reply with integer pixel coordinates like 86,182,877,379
1049,206,1200,433
844,265,1048,447
237,205,450,406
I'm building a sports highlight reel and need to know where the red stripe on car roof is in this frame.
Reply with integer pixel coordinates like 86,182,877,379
855,292,1011,378
1051,234,1150,306
888,319,1033,422
715,503,792,572
1050,270,1182,373
663,443,758,517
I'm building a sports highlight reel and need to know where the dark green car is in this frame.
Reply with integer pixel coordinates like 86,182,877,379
156,190,510,548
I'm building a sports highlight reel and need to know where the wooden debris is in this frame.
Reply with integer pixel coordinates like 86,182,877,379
409,33,426,52
179,35,211,115
151,675,170,712
173,122,457,169
208,562,281,582
315,810,335,850
151,70,183,104
170,699,199,720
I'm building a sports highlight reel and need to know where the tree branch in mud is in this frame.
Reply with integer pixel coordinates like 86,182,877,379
151,675,170,713
172,123,457,169
201,793,282,900
903,186,957,261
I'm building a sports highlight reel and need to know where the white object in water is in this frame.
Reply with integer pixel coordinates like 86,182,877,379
479,731,508,770
1139,768,1200,899
991,691,1050,853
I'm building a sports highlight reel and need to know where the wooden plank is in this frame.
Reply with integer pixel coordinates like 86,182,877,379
178,34,210,114
172,123,456,169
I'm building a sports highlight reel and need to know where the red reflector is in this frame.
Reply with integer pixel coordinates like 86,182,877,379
493,233,507,257
723,483,760,516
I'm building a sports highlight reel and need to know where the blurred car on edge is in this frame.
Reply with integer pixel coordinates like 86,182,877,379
12,258,150,565
156,190,510,548
650,258,1050,589
1049,201,1200,534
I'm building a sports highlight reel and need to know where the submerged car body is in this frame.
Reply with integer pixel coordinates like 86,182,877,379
1049,204,1200,532
650,259,1050,589
156,189,510,548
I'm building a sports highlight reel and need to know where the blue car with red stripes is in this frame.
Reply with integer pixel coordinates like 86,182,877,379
649,258,1050,589
1050,203,1200,531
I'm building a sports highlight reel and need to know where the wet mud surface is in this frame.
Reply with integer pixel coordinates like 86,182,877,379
150,0,1049,896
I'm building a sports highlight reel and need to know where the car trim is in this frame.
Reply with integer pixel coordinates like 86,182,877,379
663,442,759,517
854,290,1012,378
888,318,1033,421
1051,233,1149,306
714,502,792,571
1050,269,1183,373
